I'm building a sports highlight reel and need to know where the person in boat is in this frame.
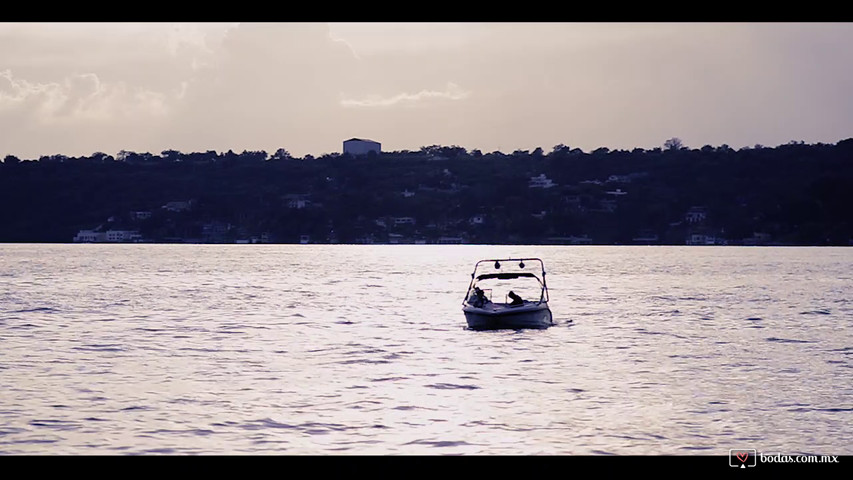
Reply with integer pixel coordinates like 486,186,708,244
469,286,489,307
508,290,524,306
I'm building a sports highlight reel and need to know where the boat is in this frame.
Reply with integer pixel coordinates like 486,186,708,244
462,257,554,330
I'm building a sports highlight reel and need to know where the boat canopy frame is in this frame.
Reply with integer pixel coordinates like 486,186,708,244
463,257,549,305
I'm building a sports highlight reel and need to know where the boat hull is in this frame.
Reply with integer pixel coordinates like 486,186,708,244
463,303,553,330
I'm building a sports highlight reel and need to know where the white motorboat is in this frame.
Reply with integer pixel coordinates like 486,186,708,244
462,257,554,330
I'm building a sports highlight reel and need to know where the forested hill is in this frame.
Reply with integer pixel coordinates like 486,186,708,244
1,139,851,245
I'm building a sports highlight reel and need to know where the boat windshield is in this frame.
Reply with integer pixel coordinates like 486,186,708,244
466,258,548,305
472,275,545,304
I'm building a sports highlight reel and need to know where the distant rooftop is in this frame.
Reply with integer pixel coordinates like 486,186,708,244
345,137,379,143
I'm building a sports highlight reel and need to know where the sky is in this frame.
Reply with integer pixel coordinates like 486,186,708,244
2,22,853,160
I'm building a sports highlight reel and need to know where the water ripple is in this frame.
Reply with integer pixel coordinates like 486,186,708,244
426,383,480,390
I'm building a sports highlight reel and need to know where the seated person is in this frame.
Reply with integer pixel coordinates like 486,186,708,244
468,286,489,307
508,290,524,306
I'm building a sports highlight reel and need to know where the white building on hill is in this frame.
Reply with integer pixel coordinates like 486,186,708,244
529,174,556,189
343,138,381,156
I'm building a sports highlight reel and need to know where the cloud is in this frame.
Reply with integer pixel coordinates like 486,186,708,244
0,23,364,157
340,82,470,108
0,69,170,124
159,22,369,154
3,23,853,159
0,68,175,158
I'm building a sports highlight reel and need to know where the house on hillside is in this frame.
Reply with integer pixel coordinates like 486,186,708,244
685,206,708,223
343,138,381,156
529,174,556,189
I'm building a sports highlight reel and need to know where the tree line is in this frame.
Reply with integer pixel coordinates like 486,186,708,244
1,138,851,245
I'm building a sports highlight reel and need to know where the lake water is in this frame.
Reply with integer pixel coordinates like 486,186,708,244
0,244,850,455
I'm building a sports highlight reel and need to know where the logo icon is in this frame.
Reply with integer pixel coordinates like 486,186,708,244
729,449,757,468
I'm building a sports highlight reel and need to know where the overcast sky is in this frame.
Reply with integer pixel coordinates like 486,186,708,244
2,22,852,159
